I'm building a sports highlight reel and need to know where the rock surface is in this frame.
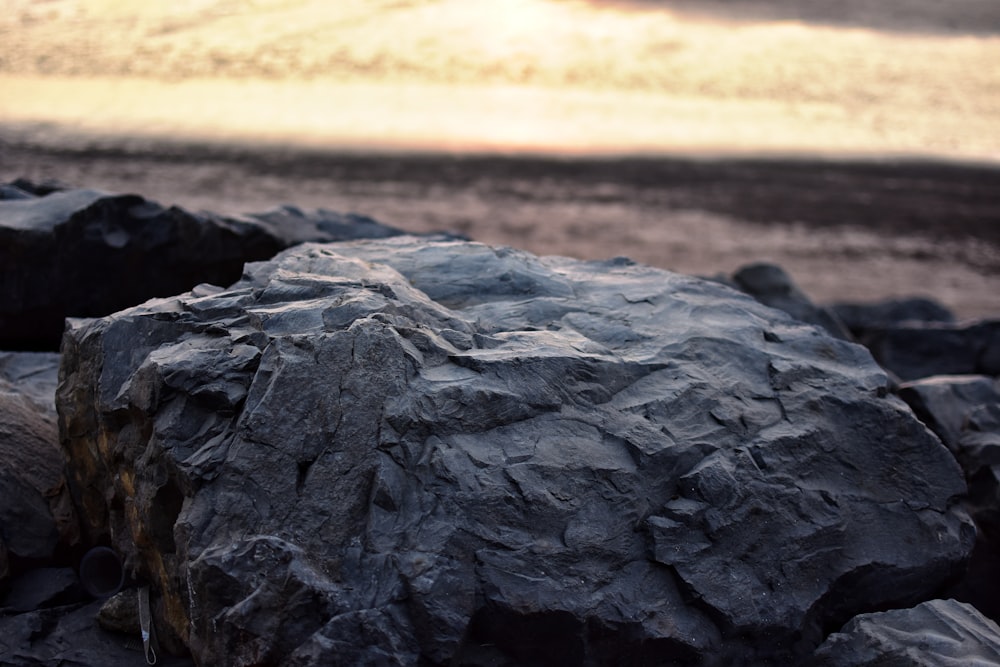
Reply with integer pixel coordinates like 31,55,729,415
898,375,1000,621
0,183,447,350
810,599,1000,666
58,238,974,665
861,320,1000,382
0,352,78,589
829,297,956,340
0,598,195,667
731,262,851,340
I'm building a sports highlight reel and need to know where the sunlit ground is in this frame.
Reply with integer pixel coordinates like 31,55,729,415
2,0,999,159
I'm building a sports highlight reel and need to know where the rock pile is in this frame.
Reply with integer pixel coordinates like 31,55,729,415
55,238,977,664
1,183,999,665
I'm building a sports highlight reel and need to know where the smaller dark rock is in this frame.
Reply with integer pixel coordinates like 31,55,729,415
245,205,411,245
732,262,852,340
810,599,1000,666
898,375,1000,621
830,296,955,338
2,178,68,197
897,375,1000,454
0,184,34,201
97,588,140,635
0,184,460,349
1,568,82,613
865,320,1000,381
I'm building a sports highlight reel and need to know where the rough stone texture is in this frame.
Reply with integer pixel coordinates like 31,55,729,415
0,184,441,350
861,320,1000,382
0,352,78,589
97,587,141,635
898,375,1000,621
809,599,1000,666
731,262,852,340
58,238,974,665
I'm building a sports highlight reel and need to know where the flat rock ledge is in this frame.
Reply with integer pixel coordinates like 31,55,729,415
57,237,973,666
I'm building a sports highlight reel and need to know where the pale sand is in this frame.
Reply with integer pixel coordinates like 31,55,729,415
2,0,999,159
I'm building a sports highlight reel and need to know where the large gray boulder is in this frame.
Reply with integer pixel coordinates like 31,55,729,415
58,238,973,665
810,599,1000,666
0,183,442,350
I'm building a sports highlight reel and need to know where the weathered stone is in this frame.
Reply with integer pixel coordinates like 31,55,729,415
829,296,955,339
0,184,444,349
58,238,974,665
0,352,78,589
244,204,423,245
0,351,61,410
732,262,852,340
810,599,1000,666
898,375,1000,621
0,184,34,201
97,587,140,635
862,320,1000,381
898,375,1000,455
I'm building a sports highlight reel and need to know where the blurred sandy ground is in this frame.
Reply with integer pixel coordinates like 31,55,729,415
5,141,998,319
1,0,999,317
2,0,999,157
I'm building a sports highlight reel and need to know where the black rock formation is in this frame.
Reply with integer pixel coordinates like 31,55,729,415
57,237,973,665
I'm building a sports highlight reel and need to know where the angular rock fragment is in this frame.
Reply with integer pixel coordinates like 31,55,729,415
58,238,974,665
810,599,1000,666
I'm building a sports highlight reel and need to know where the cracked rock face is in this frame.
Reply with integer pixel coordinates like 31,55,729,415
57,238,973,665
